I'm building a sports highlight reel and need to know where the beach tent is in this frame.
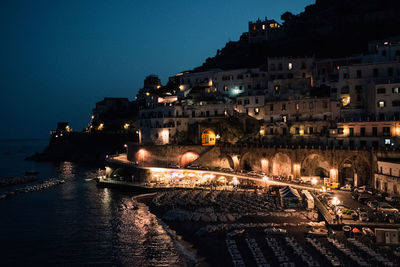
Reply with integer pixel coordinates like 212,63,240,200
279,186,301,208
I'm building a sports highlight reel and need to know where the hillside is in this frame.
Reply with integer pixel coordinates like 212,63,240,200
195,0,400,71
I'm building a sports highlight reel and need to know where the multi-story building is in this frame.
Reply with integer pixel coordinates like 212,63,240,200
330,120,400,148
375,159,400,196
267,57,315,97
248,17,282,43
138,101,233,145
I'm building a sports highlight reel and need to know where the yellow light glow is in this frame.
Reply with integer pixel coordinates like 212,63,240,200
341,95,350,106
396,127,400,136
343,128,348,135
299,129,304,136
123,123,130,130
156,85,161,89
146,92,150,96
179,85,184,91
91,115,94,119
311,177,318,186
208,79,213,86
97,123,104,131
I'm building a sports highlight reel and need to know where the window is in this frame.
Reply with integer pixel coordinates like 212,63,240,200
360,127,365,137
388,67,393,76
281,104,286,111
393,87,399,94
377,88,386,94
244,99,250,105
270,128,274,134
349,128,354,137
282,116,287,123
378,101,386,108
383,127,390,136
309,102,313,109
287,73,293,79
255,98,259,104
301,62,306,69
223,85,228,91
355,85,362,93
309,127,313,134
288,63,293,70
278,63,283,70
214,110,218,116
295,103,299,110
270,64,275,71
393,100,400,107
237,100,242,105
295,128,300,134
254,108,260,115
356,70,362,78
372,127,377,136
338,128,344,134
206,111,209,117
274,85,280,92
192,111,195,117
373,68,379,77
323,101,328,109
270,117,273,123
224,109,228,116
385,139,391,145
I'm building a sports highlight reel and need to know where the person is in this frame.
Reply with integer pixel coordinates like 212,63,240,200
335,214,339,224
339,214,343,224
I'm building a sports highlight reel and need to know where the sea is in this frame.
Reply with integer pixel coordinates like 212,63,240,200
0,139,192,266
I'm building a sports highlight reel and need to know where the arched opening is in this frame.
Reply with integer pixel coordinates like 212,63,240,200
272,152,292,177
339,160,355,186
202,129,216,146
240,152,262,171
301,154,330,178
338,156,371,187
110,168,130,181
179,152,199,167
220,155,234,169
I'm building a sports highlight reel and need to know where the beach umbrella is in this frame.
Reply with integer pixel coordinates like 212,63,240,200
352,227,361,234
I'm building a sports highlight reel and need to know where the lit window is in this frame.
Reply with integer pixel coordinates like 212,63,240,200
288,63,293,70
378,101,386,108
262,24,265,30
274,85,280,92
393,87,399,94
254,108,260,115
282,115,287,123
224,85,228,91
385,139,391,145
295,103,299,110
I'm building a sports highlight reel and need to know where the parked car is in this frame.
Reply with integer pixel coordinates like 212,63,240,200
358,193,371,204
358,210,369,222
378,202,399,213
385,195,400,203
355,186,367,193
340,184,352,191
362,227,374,237
366,200,378,210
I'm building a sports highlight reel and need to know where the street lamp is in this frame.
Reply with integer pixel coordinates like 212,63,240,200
311,177,318,194
331,197,340,224
262,176,269,191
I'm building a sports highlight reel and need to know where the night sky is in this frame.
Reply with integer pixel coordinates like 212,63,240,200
0,0,314,139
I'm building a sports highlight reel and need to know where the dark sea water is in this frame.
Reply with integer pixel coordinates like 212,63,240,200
0,139,187,266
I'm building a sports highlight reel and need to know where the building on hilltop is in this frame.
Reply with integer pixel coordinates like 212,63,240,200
248,17,283,43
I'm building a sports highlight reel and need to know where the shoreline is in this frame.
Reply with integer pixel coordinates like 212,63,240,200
133,193,205,267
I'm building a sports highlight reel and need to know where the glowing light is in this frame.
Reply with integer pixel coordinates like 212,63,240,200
311,177,318,186
232,176,239,186
299,129,304,136
91,115,94,119
97,123,104,131
123,144,127,148
331,197,340,206
208,79,213,86
202,129,216,146
123,123,130,130
179,85,184,91
262,176,269,182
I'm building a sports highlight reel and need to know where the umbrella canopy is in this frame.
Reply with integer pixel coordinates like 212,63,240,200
352,227,361,234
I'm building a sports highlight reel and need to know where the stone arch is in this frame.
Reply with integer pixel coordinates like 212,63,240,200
179,151,200,167
220,155,235,169
338,155,371,187
300,153,330,178
272,152,292,177
240,152,262,171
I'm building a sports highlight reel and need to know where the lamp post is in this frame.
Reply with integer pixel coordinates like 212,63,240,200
331,197,340,224
311,177,318,194
262,176,269,191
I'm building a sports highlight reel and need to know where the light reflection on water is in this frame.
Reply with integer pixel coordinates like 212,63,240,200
0,158,185,266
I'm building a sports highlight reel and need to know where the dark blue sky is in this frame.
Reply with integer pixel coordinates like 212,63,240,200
0,0,314,139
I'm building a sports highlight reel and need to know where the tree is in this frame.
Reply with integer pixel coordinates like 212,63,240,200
281,11,294,23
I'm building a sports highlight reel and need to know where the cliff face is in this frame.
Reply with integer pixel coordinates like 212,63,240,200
196,0,400,71
28,132,138,162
